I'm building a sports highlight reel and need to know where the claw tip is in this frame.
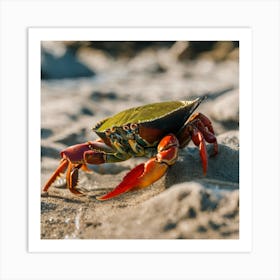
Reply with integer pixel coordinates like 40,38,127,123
95,195,108,201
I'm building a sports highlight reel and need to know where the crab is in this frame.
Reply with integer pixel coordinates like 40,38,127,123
42,96,218,200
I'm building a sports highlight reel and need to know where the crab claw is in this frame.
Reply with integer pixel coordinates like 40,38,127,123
96,159,168,201
96,134,179,201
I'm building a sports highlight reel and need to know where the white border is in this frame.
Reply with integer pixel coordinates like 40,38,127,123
1,1,279,279
28,27,252,253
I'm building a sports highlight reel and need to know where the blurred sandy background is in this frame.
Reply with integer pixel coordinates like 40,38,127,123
41,41,239,239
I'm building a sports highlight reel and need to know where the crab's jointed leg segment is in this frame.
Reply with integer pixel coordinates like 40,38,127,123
66,163,84,195
42,158,69,192
96,134,179,201
191,127,208,175
177,112,218,175
191,112,218,156
42,140,114,195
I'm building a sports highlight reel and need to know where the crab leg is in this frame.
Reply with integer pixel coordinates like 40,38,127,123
42,140,113,194
65,163,84,195
193,113,218,156
177,112,218,175
42,158,69,192
191,127,208,175
96,134,179,201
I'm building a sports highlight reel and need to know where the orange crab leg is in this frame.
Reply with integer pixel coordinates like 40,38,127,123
42,158,69,192
96,134,179,201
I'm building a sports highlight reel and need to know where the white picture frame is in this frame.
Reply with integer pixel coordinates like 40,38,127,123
29,27,251,253
1,1,279,279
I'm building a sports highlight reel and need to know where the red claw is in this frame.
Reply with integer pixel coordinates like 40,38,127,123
96,134,179,201
96,159,169,201
96,163,146,200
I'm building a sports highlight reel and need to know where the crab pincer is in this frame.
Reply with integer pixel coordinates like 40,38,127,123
96,134,179,200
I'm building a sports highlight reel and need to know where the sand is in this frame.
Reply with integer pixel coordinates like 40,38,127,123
41,41,239,239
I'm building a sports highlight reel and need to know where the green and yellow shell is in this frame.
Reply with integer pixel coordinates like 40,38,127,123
93,97,205,148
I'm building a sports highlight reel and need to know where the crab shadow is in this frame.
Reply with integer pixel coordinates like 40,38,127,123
165,144,239,190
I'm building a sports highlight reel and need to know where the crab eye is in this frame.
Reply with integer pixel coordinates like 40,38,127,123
105,128,111,135
123,125,130,131
130,123,138,131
